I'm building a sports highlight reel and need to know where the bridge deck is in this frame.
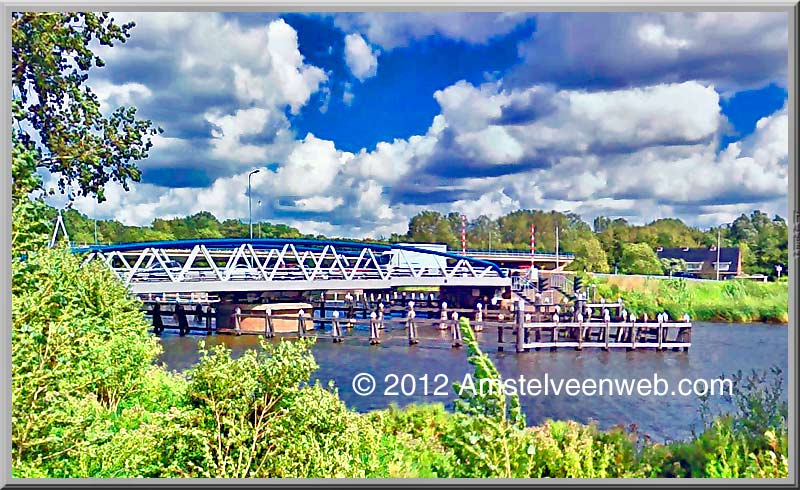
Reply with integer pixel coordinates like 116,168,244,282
77,239,511,294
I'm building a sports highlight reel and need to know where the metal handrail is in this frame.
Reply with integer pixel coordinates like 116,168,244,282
464,249,574,258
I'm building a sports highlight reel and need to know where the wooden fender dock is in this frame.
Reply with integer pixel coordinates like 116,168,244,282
142,296,691,353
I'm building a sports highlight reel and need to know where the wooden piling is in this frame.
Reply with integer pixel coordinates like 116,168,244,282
439,302,449,330
406,307,419,345
234,306,242,336
331,311,343,343
451,311,462,348
515,299,525,353
152,300,164,334
369,312,381,345
297,309,307,338
264,308,274,338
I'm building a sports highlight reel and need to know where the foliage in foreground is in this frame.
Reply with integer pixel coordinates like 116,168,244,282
11,249,789,478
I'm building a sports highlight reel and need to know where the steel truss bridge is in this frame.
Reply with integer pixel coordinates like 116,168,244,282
74,239,510,295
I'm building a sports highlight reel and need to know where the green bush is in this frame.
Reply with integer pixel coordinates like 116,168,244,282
12,248,162,477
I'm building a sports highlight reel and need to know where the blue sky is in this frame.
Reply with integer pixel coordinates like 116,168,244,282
58,11,789,238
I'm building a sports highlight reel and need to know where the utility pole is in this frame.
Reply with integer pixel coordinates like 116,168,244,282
555,226,560,270
248,168,261,239
716,228,721,281
94,218,98,245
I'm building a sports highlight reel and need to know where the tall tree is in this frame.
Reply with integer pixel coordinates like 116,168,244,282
618,243,663,275
567,235,610,273
408,211,458,247
12,12,160,202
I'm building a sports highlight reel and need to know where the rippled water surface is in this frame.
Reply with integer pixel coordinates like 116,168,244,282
157,321,788,442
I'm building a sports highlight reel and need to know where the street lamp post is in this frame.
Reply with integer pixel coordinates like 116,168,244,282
248,169,261,239
257,200,262,239
555,226,560,269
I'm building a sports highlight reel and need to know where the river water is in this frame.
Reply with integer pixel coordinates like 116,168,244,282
156,321,787,442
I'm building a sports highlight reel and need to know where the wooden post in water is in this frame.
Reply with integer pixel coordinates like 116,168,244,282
206,305,213,334
680,313,691,352
439,301,449,330
603,309,610,351
576,312,584,351
451,311,462,348
331,310,343,343
475,303,484,332
406,301,419,345
265,308,274,338
496,312,505,352
234,306,242,336
152,299,164,334
551,312,559,351
346,293,355,329
515,299,525,353
523,313,532,352
177,304,189,337
297,309,307,338
617,309,628,342
657,313,664,351
369,312,381,345
378,302,385,330
628,314,637,351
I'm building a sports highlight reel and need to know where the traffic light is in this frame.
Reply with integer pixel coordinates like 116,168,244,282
573,275,583,293
539,277,549,291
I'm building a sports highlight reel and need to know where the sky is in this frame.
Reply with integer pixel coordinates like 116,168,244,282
53,11,790,239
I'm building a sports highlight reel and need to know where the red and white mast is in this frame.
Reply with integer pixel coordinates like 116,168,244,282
530,223,535,269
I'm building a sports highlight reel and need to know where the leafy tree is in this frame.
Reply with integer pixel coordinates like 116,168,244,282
11,138,52,254
568,235,610,273
618,243,662,275
12,12,160,202
660,258,687,277
408,211,459,247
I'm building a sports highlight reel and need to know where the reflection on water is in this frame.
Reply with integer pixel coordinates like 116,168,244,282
156,322,787,442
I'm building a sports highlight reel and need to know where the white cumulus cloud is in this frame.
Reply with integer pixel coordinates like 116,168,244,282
344,33,380,81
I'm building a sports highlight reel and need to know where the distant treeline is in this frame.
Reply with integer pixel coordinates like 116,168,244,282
51,206,788,279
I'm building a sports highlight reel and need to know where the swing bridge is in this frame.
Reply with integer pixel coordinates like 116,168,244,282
74,238,512,295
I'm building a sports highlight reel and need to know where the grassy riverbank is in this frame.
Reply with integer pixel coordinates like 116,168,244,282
12,248,789,479
587,275,789,323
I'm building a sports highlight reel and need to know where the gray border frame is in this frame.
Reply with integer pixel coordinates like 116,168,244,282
1,1,797,486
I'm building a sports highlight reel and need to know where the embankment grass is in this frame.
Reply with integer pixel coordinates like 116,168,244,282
592,276,788,323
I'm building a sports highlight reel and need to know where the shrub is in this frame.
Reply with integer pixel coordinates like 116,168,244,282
12,248,162,476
